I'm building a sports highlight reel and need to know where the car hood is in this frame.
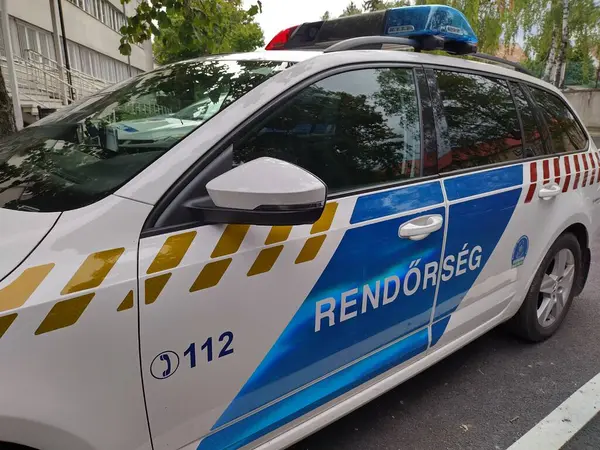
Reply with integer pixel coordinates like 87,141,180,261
0,209,60,280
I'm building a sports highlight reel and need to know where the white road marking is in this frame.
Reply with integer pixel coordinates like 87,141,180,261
507,371,600,450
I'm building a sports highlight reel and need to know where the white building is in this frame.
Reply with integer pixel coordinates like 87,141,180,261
0,0,154,126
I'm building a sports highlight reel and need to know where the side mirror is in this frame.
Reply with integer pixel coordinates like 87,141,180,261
185,157,327,226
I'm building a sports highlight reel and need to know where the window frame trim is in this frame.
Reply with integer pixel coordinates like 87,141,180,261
420,63,590,148
428,66,528,173
143,61,431,235
522,82,589,155
420,63,590,180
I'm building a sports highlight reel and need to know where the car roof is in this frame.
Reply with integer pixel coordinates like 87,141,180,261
204,48,558,94
186,50,323,63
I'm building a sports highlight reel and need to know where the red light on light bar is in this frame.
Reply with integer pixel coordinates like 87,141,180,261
265,26,298,50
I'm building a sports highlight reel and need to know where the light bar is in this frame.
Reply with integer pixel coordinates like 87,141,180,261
385,5,477,45
265,5,478,55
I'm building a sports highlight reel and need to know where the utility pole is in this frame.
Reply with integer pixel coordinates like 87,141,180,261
0,0,23,130
49,0,68,105
56,0,75,101
122,2,132,77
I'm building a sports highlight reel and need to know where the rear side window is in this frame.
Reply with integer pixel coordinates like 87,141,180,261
528,87,587,154
510,82,548,158
234,68,422,193
434,71,522,173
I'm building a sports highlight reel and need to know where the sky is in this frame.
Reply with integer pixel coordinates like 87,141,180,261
242,0,351,44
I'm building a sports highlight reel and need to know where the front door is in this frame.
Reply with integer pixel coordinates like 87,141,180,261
139,65,446,450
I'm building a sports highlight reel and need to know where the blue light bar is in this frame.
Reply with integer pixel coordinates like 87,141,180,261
385,5,478,45
266,4,478,54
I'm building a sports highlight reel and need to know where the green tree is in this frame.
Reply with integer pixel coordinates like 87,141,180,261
340,2,363,17
119,0,263,59
0,71,15,137
321,11,331,20
363,0,409,11
151,0,264,65
507,0,600,86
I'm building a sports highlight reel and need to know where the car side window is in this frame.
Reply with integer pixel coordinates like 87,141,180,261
434,70,523,173
528,87,587,154
233,68,422,193
509,82,548,158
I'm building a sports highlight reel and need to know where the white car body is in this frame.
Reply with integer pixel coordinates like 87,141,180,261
0,48,598,450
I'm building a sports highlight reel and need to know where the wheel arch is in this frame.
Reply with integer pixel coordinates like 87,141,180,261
0,416,95,450
0,443,37,450
512,216,592,317
562,222,591,296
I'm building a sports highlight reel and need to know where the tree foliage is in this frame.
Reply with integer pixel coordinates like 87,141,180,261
119,0,264,63
340,2,363,17
0,70,15,137
339,0,408,16
334,0,600,87
150,0,264,64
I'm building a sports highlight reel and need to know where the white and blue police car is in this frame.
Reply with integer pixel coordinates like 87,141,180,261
0,5,597,450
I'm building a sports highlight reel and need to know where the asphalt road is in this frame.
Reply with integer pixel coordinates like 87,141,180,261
290,146,600,450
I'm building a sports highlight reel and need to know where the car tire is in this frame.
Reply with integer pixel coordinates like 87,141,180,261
508,232,582,342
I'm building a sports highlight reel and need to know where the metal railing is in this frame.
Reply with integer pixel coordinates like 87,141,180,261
22,49,110,101
1,47,112,110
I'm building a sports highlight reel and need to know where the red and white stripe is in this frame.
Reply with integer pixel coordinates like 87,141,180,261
573,154,582,190
562,155,572,193
581,153,589,187
523,152,599,204
524,161,537,203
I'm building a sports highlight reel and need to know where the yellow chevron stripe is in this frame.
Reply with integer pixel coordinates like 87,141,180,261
190,259,232,292
145,274,172,305
0,314,17,339
147,231,197,274
265,226,292,245
211,225,250,258
295,235,327,264
310,202,338,234
117,290,134,312
295,202,338,264
61,248,124,295
0,264,55,313
247,246,284,277
35,294,95,335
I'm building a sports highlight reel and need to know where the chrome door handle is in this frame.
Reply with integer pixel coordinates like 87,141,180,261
539,183,561,200
399,214,444,241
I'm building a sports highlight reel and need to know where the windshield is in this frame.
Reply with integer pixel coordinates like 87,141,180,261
0,59,290,212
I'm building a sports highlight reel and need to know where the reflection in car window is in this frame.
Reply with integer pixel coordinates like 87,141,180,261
0,59,290,212
234,68,421,193
510,82,548,158
528,87,587,154
435,71,523,172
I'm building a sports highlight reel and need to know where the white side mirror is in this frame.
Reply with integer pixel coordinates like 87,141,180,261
195,157,327,225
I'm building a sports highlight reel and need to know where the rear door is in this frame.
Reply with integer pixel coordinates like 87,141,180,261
426,68,592,348
138,65,447,450
427,69,528,345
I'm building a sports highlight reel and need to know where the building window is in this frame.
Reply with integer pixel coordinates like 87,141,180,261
68,0,127,33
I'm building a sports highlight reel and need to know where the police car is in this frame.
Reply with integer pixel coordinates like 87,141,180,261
0,5,597,450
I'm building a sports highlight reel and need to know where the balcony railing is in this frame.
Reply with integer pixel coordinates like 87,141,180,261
1,47,112,110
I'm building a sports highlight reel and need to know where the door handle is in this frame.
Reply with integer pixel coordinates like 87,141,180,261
539,183,561,200
399,214,444,241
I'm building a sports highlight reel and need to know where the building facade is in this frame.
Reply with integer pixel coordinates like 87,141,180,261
0,0,154,124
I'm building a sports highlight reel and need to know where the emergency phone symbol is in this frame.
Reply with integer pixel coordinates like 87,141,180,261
151,351,180,380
